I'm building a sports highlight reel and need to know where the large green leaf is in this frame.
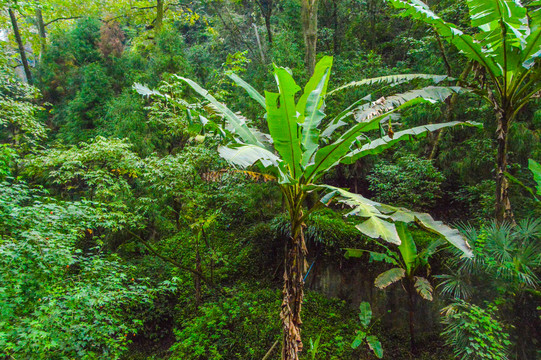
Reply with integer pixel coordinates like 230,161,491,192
310,89,472,178
396,222,417,275
529,158,541,195
218,145,280,168
359,302,372,327
227,72,266,108
329,73,451,95
176,76,264,147
414,276,434,301
265,66,302,180
468,0,528,73
467,0,528,50
297,56,333,121
300,66,331,166
315,185,473,257
344,249,399,265
521,28,541,68
305,96,433,182
524,1,541,68
324,86,464,139
351,332,366,349
356,216,401,245
388,0,502,78
366,335,383,359
341,121,482,164
350,86,466,123
374,268,406,289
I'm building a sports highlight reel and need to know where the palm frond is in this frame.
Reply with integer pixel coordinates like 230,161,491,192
328,74,451,95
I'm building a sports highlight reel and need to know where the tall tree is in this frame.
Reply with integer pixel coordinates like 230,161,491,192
301,0,319,76
179,57,475,359
155,0,164,31
255,0,274,44
8,8,32,82
35,6,47,56
389,0,541,223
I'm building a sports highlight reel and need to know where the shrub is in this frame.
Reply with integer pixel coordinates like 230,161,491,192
368,155,445,210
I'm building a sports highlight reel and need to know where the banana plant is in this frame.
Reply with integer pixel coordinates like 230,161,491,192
388,0,541,223
177,56,476,360
351,302,383,359
345,222,444,353
506,159,541,202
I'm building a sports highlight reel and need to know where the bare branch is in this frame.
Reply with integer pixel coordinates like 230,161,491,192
44,16,82,27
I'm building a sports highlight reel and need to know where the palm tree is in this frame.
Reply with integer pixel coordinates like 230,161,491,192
178,56,475,360
438,219,541,359
388,0,541,223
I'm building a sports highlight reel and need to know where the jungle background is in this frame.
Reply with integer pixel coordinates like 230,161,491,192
1,0,540,359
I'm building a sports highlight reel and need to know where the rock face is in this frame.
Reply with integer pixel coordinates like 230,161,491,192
305,256,443,332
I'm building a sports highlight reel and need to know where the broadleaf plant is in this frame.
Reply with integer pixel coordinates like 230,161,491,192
178,56,476,360
351,302,383,359
389,0,541,222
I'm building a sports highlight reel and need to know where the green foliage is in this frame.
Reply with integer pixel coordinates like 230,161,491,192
308,333,322,360
23,136,142,202
324,185,471,255
169,286,280,360
441,300,511,360
4,1,541,358
346,223,441,299
0,181,151,359
439,220,541,300
368,155,445,210
0,47,46,147
0,144,16,179
351,302,383,359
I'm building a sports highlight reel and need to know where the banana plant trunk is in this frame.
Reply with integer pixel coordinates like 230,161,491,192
281,208,307,360
495,109,514,224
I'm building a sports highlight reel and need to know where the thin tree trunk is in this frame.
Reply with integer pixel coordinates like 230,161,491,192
281,214,307,360
253,23,265,62
332,1,339,54
9,8,32,83
194,245,202,306
495,110,514,223
368,0,377,50
428,62,472,160
155,0,164,32
301,0,319,77
255,0,273,45
36,8,47,57
264,14,273,44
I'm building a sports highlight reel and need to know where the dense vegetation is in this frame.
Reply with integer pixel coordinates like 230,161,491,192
1,0,540,359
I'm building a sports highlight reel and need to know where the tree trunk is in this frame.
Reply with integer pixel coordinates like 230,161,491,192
281,215,307,360
36,7,47,57
428,62,472,160
495,110,514,224
264,14,273,44
332,1,339,54
301,0,319,77
155,0,164,32
253,23,266,62
194,245,202,307
9,8,33,83
368,0,377,50
256,0,273,45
